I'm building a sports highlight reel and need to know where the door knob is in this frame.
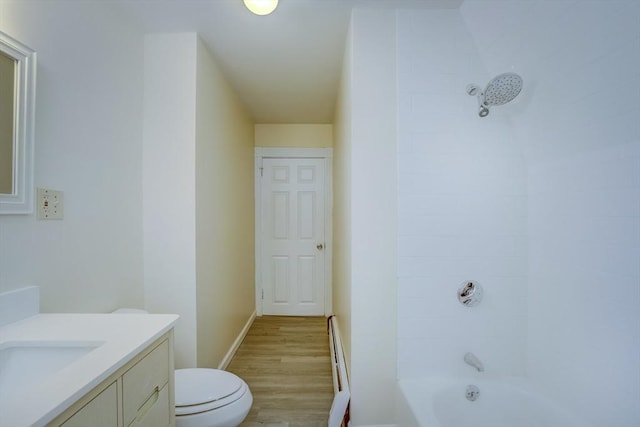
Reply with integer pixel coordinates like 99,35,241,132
317,243,324,250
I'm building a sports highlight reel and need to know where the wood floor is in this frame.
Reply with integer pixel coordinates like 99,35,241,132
226,316,334,427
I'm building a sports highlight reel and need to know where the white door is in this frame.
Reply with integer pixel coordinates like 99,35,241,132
260,157,325,316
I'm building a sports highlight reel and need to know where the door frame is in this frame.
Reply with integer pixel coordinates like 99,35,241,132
255,147,333,317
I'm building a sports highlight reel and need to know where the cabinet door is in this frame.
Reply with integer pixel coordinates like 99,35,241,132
61,382,118,427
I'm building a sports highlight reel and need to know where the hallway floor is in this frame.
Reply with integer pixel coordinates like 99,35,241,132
227,316,334,427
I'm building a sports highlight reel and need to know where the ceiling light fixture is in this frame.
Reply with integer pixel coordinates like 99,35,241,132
243,0,279,16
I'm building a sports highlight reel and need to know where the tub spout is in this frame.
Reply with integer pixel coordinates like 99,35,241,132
464,352,484,372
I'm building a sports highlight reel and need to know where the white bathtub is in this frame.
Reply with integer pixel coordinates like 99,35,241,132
396,378,590,427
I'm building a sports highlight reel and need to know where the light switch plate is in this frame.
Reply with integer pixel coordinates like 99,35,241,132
37,188,64,220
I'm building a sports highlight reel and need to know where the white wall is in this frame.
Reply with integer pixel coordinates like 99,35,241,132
396,8,527,380
0,1,145,312
334,9,398,426
255,124,332,148
397,1,639,425
195,37,255,369
143,33,198,368
0,3,255,372
460,1,640,424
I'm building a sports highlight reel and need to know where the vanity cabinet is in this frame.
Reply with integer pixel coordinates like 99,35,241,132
60,382,118,427
50,332,175,427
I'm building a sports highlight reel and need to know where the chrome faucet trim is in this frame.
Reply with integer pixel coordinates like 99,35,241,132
464,352,484,372
457,281,483,307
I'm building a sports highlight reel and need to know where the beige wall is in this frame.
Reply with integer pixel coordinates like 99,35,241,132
195,37,255,369
332,17,353,377
255,124,332,148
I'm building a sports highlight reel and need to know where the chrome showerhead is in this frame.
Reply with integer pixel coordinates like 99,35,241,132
467,72,523,117
483,73,523,106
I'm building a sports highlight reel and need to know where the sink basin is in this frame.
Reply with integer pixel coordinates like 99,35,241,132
0,341,103,396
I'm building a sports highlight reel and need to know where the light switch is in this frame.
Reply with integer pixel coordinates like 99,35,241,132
37,188,64,220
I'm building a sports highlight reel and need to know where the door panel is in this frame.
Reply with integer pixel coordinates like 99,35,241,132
261,158,325,316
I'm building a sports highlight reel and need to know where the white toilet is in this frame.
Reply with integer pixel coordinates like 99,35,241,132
113,309,252,427
175,368,252,427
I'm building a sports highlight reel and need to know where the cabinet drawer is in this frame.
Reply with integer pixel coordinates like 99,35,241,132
123,339,170,427
126,384,170,427
61,381,118,427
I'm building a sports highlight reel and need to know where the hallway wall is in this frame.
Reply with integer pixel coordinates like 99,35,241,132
195,37,256,370
332,10,354,380
255,124,332,148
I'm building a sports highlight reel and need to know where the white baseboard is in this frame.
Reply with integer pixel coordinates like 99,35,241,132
218,310,256,370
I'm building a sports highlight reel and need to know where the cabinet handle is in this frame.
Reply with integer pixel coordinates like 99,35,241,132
134,386,160,424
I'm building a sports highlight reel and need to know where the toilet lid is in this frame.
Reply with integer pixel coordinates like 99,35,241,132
175,368,244,408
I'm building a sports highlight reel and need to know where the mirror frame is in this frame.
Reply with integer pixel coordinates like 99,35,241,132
0,31,36,214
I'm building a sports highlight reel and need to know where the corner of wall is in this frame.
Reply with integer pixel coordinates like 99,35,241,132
331,2,354,384
143,32,198,368
348,7,398,426
194,36,255,369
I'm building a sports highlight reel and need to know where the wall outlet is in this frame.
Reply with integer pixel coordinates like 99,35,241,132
37,188,64,220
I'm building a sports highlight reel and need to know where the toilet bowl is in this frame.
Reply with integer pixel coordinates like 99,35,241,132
113,309,252,427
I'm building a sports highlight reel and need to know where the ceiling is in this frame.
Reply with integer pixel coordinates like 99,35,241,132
117,0,462,124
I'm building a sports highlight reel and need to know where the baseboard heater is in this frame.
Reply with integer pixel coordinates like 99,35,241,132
328,315,350,427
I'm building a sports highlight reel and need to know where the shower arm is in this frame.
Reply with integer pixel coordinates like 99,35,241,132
477,94,490,117
466,83,490,117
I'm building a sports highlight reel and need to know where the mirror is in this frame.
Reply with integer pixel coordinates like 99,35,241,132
0,30,36,214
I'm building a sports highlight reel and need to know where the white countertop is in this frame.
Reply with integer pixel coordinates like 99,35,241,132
0,313,179,427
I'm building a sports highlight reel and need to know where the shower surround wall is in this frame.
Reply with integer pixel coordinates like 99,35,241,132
397,9,528,379
461,1,640,424
398,1,639,426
